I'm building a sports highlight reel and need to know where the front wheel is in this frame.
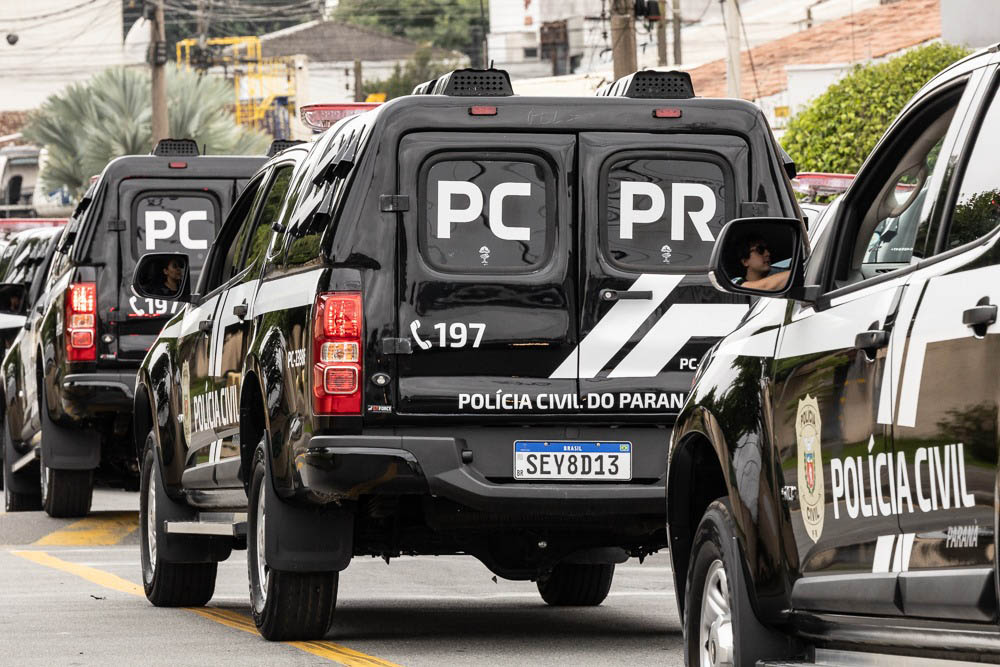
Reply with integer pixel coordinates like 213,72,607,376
247,446,338,641
684,499,796,667
139,433,217,606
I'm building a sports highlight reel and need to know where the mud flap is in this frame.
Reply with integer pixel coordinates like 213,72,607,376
40,395,100,470
264,477,353,573
152,461,232,564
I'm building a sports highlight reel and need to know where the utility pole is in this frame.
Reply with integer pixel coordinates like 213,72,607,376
150,0,168,145
479,0,489,68
610,0,637,79
656,1,668,66
724,0,741,98
196,0,209,47
671,0,682,65
353,59,363,102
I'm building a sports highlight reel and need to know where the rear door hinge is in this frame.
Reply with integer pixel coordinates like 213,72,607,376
380,195,409,212
382,337,412,355
108,218,126,231
740,201,769,217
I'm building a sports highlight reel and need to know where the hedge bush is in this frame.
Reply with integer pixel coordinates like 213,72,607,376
781,42,971,174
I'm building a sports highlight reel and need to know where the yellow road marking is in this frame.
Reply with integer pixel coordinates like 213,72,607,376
12,550,144,595
10,550,402,667
34,511,139,546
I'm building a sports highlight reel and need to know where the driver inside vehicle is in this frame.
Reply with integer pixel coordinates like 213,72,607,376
732,234,790,291
146,257,186,298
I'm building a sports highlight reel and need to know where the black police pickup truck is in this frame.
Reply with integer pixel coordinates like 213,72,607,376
668,45,1000,665
1,226,63,508
131,69,801,640
1,142,265,517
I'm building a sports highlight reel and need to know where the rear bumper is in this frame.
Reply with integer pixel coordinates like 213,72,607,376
60,370,136,417
296,430,667,516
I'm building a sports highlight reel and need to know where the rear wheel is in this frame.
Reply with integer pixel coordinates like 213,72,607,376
3,424,40,512
537,563,615,606
139,432,217,606
40,445,93,518
247,446,338,641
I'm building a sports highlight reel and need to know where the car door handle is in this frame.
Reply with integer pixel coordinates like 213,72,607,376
198,317,213,333
601,289,653,302
962,304,997,328
232,300,248,320
854,329,889,350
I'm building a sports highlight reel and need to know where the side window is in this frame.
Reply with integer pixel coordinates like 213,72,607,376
946,82,1000,250
860,137,943,269
603,153,729,270
421,154,552,273
833,87,963,289
285,128,360,268
234,165,293,274
205,177,263,291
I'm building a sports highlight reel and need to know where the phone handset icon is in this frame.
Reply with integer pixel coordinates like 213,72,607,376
409,320,432,350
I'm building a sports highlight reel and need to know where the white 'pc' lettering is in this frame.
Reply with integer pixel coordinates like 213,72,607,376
436,181,531,241
144,210,209,250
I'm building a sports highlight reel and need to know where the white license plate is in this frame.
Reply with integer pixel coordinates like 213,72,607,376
513,441,632,481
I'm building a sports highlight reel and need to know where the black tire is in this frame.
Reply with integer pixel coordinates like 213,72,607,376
684,499,796,667
537,563,615,606
40,449,93,518
247,446,338,641
3,424,41,512
139,433,217,606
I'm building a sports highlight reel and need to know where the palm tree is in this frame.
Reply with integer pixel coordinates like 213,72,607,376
24,65,271,196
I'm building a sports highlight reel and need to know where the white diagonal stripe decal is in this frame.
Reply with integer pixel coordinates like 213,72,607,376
549,274,684,379
608,304,747,378
894,533,914,573
872,534,895,573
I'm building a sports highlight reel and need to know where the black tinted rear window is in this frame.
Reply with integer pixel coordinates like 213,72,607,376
133,193,218,280
603,153,731,270
421,155,552,273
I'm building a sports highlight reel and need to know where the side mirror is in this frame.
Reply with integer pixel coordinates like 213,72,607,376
132,253,191,302
708,217,807,299
0,283,28,315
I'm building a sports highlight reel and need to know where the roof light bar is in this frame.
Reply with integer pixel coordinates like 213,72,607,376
597,70,695,99
413,68,513,97
791,172,855,197
152,138,199,157
300,103,381,132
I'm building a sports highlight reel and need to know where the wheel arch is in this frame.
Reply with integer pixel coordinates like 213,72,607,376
667,422,729,620
238,363,267,493
133,373,155,461
668,401,791,625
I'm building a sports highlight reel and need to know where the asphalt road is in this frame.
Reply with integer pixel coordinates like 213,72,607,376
1,488,684,666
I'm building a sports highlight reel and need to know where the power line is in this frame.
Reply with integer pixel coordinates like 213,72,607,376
734,0,761,102
0,0,100,23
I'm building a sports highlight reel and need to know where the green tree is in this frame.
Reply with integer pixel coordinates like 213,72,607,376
24,65,271,196
363,46,459,100
334,0,488,66
782,43,970,174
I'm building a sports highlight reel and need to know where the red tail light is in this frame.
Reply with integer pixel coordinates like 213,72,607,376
66,282,96,362
312,292,362,415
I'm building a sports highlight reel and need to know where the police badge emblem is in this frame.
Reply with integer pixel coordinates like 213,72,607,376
796,395,824,542
181,361,192,446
